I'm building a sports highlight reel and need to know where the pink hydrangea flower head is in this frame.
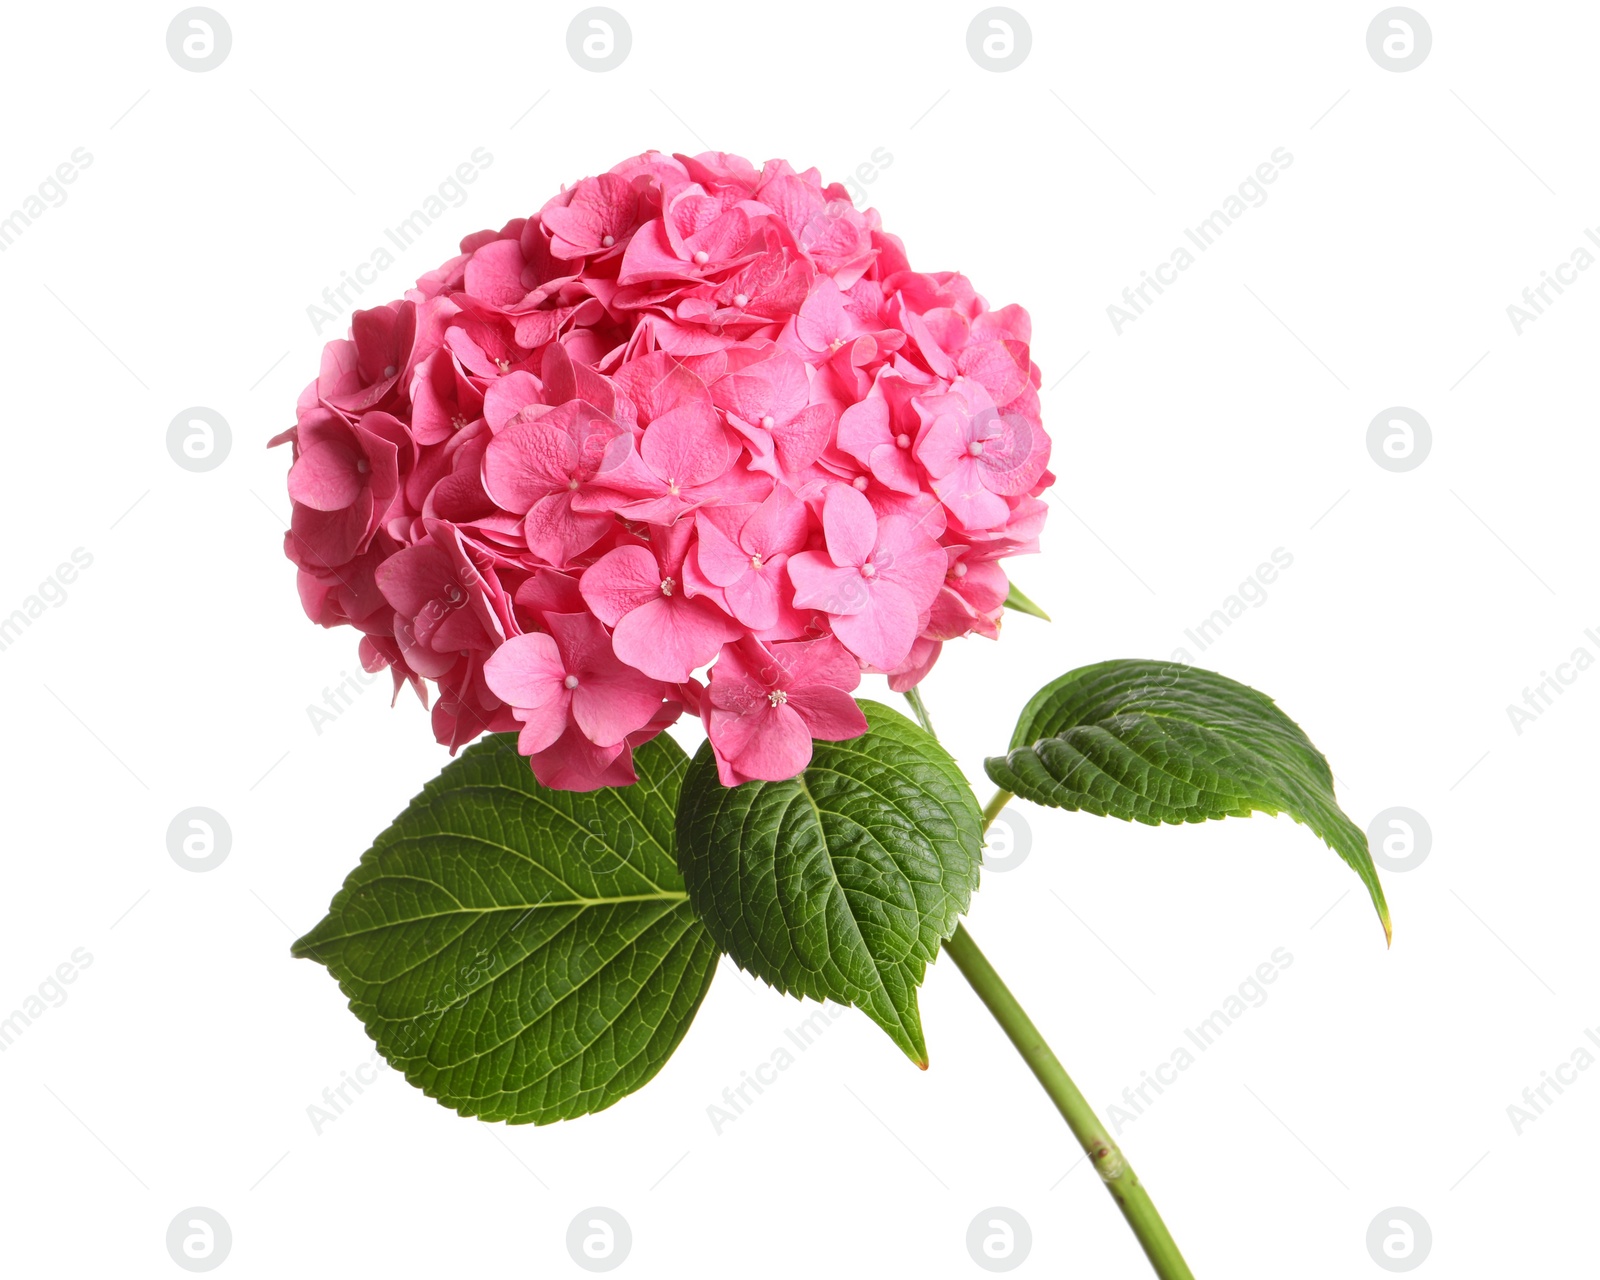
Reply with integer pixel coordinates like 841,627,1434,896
276,150,1053,788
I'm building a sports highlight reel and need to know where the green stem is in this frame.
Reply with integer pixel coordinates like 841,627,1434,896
902,686,935,738
980,787,1013,830
905,681,1193,1276
942,921,1195,1280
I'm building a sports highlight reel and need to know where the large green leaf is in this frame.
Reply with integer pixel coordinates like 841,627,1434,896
985,660,1390,943
675,701,983,1066
291,733,718,1124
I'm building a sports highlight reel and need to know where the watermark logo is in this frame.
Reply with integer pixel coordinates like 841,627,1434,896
983,807,1031,872
167,407,231,473
1365,1206,1432,1271
166,9,232,72
567,9,631,71
966,1206,1032,1272
1366,9,1431,72
167,808,231,873
1366,407,1430,472
566,1207,631,1272
166,1206,232,1272
1366,807,1431,873
967,9,1032,72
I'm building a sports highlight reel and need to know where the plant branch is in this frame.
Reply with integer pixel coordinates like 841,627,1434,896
907,679,1194,1277
943,919,1195,1279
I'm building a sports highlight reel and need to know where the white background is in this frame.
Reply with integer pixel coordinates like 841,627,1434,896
1,1,1594,1275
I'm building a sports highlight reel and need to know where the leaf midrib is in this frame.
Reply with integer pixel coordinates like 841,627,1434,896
786,771,918,1050
298,887,689,947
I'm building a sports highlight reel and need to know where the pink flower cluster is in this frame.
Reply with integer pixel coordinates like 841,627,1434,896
275,150,1052,790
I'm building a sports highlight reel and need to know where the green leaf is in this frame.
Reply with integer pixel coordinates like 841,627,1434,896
985,660,1391,944
675,701,983,1066
291,732,718,1124
1003,579,1052,621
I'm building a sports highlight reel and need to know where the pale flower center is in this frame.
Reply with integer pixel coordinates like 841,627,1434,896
749,553,764,570
952,562,968,578
563,674,579,690
693,250,710,265
383,365,397,378
860,562,877,579
496,358,511,373
896,433,910,449
601,234,615,247
734,293,749,308
660,577,676,597
760,415,775,430
968,440,985,457
567,477,580,491
767,689,788,707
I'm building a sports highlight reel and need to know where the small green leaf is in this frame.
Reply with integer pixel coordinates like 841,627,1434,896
675,701,983,1066
986,660,1390,943
292,733,718,1124
1003,580,1052,621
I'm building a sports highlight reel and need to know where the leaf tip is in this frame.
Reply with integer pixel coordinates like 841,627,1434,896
1366,875,1393,948
1002,582,1051,621
289,930,325,963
